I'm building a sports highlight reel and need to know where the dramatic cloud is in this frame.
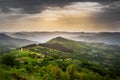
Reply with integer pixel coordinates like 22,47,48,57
96,1,120,23
0,0,117,14
0,0,119,32
92,1,120,31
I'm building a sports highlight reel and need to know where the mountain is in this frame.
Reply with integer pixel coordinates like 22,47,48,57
0,33,36,52
0,37,120,80
45,37,89,54
40,37,120,68
19,37,119,69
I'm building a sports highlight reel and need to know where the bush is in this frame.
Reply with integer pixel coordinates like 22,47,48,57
2,54,17,67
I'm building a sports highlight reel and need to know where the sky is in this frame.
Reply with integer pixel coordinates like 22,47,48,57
0,0,120,32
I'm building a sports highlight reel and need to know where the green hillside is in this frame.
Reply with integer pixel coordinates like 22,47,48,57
42,37,120,68
46,37,89,54
0,37,120,80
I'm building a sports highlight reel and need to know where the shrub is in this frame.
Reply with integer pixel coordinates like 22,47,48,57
2,54,16,67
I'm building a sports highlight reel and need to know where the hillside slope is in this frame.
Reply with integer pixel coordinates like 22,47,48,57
0,33,36,52
0,37,120,80
46,37,89,54
41,37,120,68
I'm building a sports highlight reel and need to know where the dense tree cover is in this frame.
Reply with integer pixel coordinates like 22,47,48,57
0,49,120,80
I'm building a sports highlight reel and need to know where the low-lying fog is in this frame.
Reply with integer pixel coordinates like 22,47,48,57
6,32,120,45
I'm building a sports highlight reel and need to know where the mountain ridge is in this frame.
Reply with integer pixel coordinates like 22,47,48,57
0,33,36,52
6,32,120,45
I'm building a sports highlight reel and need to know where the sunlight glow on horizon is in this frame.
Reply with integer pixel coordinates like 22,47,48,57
0,2,116,32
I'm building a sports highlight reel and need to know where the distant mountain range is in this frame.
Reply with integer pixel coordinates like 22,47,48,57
1,31,120,52
0,33,36,52
6,32,80,43
71,32,120,45
6,32,120,45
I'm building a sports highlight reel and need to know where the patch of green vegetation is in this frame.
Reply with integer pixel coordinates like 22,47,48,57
47,37,89,54
0,37,120,80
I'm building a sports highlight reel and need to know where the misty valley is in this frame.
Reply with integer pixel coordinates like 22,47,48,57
0,32,120,80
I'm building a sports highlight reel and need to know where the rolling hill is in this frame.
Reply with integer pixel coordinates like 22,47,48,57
46,37,89,54
0,37,120,80
72,32,120,45
22,37,120,68
0,33,36,52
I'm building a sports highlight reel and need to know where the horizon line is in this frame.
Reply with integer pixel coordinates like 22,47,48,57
0,31,120,33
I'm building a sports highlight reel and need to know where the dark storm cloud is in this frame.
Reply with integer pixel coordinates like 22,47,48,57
0,0,120,28
0,0,118,14
95,1,120,23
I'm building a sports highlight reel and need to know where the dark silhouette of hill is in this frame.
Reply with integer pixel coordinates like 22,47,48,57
0,33,35,52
